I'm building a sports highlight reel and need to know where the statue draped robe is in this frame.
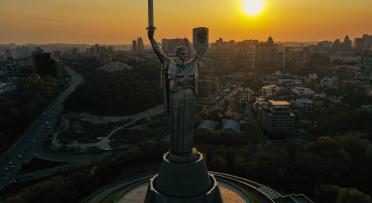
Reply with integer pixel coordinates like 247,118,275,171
165,60,198,156
149,36,200,158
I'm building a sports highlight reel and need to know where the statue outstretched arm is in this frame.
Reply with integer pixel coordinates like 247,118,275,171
191,53,201,64
148,27,168,64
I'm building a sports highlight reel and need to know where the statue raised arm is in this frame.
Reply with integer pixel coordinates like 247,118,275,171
148,27,169,64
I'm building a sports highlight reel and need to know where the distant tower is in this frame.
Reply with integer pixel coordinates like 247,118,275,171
255,36,280,69
344,35,352,49
5,49,13,61
267,36,274,45
132,40,138,54
333,39,341,49
137,37,145,54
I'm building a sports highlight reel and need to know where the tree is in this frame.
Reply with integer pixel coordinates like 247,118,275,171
314,185,340,203
337,188,371,203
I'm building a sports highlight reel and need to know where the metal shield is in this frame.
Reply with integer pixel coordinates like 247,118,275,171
193,27,209,55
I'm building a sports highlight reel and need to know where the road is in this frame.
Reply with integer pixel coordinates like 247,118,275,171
0,66,83,191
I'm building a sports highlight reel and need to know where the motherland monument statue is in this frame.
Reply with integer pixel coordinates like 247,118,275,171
144,0,224,202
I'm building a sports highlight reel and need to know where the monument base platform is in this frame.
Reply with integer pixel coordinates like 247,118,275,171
145,174,223,203
83,172,313,203
144,152,223,203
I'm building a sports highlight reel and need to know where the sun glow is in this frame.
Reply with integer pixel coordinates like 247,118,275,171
243,0,264,16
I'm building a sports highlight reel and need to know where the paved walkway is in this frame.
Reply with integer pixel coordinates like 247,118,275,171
78,105,163,124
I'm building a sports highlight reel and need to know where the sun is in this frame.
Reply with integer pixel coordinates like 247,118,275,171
243,0,265,16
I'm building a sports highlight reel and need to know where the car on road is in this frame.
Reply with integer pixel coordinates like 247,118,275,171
17,154,22,159
8,161,13,165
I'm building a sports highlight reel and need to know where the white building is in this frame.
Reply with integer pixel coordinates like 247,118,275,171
330,55,361,64
278,78,303,86
291,87,315,97
296,98,313,112
308,73,319,80
262,85,280,98
237,87,254,104
321,76,338,87
329,96,343,104
222,119,241,135
197,120,219,136
0,82,17,94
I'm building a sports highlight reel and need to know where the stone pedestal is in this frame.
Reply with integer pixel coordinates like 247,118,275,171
144,152,223,203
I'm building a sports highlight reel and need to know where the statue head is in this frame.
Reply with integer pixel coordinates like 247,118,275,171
175,46,187,64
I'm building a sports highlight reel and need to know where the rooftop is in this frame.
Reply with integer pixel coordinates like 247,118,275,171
269,100,291,106
262,84,279,89
197,120,218,131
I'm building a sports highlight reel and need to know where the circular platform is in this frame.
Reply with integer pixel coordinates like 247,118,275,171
119,180,250,203
84,172,313,203
83,173,269,203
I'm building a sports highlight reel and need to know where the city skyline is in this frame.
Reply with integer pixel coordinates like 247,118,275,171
1,1,372,202
1,0,372,44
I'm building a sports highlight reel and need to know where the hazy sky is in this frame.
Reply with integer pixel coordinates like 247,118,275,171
0,0,372,44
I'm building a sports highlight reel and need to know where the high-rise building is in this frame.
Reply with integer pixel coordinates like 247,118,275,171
362,49,372,68
235,40,258,69
137,37,145,54
332,35,352,50
5,49,13,60
0,62,17,76
132,40,138,53
296,98,313,112
355,34,372,50
284,47,306,69
333,39,342,50
261,85,280,99
344,35,352,49
362,34,372,49
255,36,281,70
355,38,364,50
237,87,254,104
198,76,219,104
317,41,333,50
15,46,33,59
210,38,237,69
257,100,295,136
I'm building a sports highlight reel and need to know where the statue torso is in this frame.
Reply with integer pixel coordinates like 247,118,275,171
165,60,198,93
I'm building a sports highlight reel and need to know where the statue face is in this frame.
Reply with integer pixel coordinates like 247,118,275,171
177,53,187,64
175,46,187,64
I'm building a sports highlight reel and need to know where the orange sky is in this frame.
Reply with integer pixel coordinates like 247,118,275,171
0,0,371,44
